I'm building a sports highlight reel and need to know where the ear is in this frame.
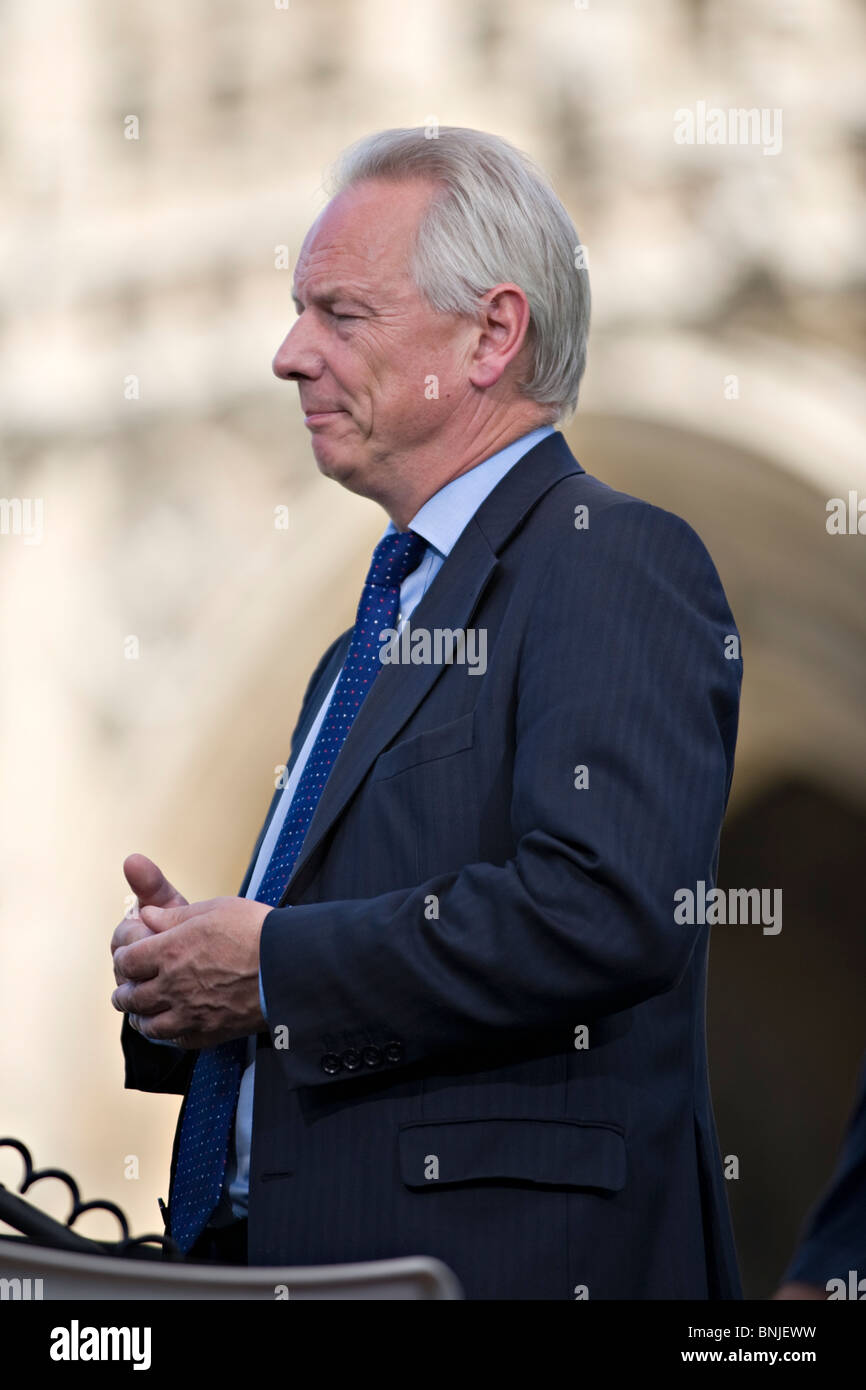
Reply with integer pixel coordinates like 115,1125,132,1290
467,283,532,391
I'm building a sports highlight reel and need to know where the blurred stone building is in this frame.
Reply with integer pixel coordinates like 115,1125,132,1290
1,0,863,1296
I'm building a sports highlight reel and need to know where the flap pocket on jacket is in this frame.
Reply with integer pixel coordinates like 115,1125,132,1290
398,1117,626,1192
371,710,475,782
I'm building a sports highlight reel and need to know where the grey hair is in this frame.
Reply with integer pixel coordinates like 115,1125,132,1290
325,127,590,422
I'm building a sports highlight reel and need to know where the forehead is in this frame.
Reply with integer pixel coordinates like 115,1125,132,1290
293,177,437,296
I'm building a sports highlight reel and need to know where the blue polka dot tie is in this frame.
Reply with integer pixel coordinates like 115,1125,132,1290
169,528,427,1254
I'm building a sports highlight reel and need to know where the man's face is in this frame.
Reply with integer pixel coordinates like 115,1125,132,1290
272,177,472,503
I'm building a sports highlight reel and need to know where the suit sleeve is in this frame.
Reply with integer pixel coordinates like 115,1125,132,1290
119,627,351,1094
120,1015,196,1095
259,501,742,1088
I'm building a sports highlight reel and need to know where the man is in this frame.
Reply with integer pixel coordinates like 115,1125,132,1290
111,126,743,1300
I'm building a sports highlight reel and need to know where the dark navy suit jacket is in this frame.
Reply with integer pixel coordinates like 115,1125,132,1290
122,430,743,1299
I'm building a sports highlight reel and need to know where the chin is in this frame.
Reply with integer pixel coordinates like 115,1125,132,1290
312,442,359,488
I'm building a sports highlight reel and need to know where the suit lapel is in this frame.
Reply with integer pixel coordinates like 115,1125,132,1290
237,629,352,896
277,430,584,906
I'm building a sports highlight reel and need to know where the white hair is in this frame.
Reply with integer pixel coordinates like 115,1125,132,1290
325,127,591,422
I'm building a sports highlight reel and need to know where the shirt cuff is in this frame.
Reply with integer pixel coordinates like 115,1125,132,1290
258,964,268,1022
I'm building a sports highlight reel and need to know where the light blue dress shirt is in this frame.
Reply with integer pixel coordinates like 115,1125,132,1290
225,425,555,1215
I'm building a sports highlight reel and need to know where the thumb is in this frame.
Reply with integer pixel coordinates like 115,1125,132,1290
123,853,188,910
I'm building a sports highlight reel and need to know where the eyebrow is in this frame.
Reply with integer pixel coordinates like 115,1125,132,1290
291,285,373,311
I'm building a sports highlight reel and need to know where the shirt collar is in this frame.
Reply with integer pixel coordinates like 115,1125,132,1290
379,425,556,557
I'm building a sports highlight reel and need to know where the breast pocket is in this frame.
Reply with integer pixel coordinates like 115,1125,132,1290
371,710,476,782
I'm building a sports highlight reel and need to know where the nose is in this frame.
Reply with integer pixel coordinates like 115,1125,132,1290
271,318,322,382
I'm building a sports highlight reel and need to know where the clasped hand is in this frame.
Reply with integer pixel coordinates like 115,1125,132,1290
110,853,269,1049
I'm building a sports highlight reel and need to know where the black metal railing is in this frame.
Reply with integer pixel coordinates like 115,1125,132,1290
0,1138,183,1261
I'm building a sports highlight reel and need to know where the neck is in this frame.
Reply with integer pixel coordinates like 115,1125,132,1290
383,408,555,530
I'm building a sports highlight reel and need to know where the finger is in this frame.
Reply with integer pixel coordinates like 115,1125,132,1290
112,979,169,1015
138,898,222,933
114,958,148,987
112,935,162,983
136,900,184,934
133,1011,193,1046
110,918,153,957
128,1013,181,1045
123,853,188,910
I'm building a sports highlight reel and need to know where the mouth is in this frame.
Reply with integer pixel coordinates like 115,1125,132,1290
303,409,345,428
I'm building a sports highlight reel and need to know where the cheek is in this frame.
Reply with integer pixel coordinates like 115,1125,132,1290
385,346,449,410
345,326,454,419
413,331,466,396
335,340,384,398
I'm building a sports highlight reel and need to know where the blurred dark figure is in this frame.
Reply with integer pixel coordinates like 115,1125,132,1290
774,1052,866,1300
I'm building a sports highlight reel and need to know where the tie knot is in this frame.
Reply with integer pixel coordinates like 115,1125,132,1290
365,529,427,589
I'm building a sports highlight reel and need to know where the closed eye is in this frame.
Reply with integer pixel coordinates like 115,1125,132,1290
290,298,366,322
